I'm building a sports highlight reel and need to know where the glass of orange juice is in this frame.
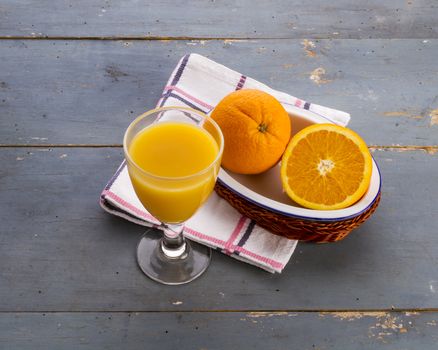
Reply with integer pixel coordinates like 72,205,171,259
124,107,224,285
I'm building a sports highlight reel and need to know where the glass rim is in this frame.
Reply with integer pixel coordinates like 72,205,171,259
123,106,224,181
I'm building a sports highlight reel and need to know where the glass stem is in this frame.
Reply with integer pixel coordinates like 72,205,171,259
160,223,188,259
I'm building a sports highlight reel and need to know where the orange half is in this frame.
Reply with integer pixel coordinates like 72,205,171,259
280,124,373,210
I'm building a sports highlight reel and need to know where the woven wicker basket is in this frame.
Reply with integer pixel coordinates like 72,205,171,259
215,182,381,243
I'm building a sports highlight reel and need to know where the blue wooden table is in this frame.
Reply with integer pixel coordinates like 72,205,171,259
1,1,438,349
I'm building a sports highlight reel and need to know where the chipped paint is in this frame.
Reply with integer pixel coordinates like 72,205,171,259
309,67,331,85
325,312,410,342
247,312,290,318
376,315,404,331
423,147,436,155
370,146,438,155
382,110,423,120
357,89,379,101
383,111,410,117
59,154,67,159
171,301,183,305
378,331,392,337
320,311,387,321
302,39,317,57
375,15,386,23
302,39,316,48
430,109,438,126
283,63,295,69
426,320,437,326
367,314,410,342
383,108,438,124
430,280,437,293
223,39,253,45
16,157,24,161
405,311,419,316
187,40,207,46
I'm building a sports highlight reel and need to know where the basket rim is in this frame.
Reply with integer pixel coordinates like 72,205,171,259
217,158,382,223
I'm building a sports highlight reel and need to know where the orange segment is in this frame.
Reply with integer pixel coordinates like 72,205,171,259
280,124,373,210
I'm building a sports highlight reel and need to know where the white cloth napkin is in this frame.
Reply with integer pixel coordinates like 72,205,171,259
100,54,350,273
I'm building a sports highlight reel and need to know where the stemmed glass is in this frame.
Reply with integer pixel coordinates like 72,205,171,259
123,107,224,285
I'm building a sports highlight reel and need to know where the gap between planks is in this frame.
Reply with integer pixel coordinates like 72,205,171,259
0,308,437,314
0,36,363,41
1,144,437,152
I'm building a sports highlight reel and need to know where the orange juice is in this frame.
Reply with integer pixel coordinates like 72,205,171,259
128,122,220,223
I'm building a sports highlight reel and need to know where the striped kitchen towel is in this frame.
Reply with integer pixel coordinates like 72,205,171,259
100,53,350,273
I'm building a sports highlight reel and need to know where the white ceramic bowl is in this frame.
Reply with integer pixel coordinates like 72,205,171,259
217,104,381,222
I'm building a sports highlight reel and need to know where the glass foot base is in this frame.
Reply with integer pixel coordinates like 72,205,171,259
136,233,211,285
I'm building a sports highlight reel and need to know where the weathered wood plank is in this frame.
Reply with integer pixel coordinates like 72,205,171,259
0,311,437,349
1,148,437,311
0,0,437,39
1,39,438,146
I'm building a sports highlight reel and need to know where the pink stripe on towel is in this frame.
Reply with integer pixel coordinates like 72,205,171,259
164,85,214,110
224,216,247,254
102,190,160,225
186,228,284,270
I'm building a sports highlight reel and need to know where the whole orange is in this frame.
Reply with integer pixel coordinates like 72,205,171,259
211,89,291,174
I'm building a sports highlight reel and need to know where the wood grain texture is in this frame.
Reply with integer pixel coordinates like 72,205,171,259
0,0,437,39
1,148,437,311
1,1,437,347
1,311,438,350
1,39,438,146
